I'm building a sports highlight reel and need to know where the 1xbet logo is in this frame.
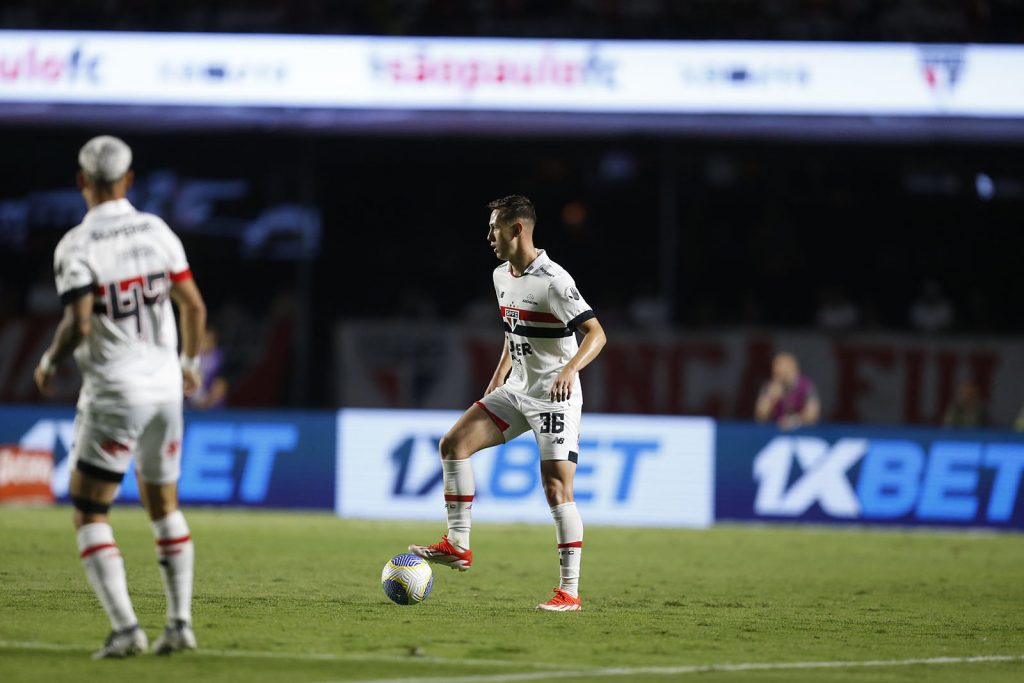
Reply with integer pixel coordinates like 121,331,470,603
753,436,1024,523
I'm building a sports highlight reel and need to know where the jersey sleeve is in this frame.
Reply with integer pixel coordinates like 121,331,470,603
548,275,595,330
53,234,95,305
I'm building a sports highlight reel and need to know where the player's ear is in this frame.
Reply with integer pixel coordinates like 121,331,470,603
76,172,86,190
512,222,523,238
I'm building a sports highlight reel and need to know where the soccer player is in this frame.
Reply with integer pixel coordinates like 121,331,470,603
34,135,206,658
410,195,606,612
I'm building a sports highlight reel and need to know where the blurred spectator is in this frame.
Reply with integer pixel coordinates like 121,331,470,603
909,280,954,333
755,351,821,430
942,379,989,428
1015,402,1024,432
187,325,230,410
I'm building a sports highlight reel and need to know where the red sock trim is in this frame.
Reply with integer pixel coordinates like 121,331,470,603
80,543,117,559
445,495,475,502
157,535,192,546
557,541,583,549
473,401,510,431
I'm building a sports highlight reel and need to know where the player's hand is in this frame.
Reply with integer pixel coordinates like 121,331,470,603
182,369,201,397
549,368,576,402
34,363,56,396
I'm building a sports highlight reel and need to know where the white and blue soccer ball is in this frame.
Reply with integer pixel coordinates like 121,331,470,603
381,553,434,605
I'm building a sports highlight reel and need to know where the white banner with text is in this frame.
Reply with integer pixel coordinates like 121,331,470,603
1,31,1022,117
336,409,714,527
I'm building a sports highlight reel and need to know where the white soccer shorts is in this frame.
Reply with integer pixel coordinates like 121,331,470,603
475,385,582,462
71,402,184,484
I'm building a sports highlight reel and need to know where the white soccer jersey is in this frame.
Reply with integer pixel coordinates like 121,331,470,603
493,250,595,400
53,198,191,410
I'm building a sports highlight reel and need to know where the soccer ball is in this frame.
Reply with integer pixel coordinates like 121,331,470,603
381,553,434,605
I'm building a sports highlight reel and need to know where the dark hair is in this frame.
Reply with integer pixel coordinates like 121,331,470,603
487,195,536,226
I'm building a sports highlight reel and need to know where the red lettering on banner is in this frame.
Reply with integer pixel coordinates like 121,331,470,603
902,348,928,424
969,352,1000,404
934,351,960,423
667,342,726,416
372,369,400,406
903,349,1001,424
832,344,895,422
604,343,656,413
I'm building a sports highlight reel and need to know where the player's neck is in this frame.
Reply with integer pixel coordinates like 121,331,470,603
86,193,125,210
508,245,540,276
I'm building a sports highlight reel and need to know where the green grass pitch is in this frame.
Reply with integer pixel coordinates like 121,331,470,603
1,506,1022,682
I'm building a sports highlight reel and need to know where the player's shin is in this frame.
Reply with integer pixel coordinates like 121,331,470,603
442,459,474,550
551,502,583,597
77,523,139,631
152,510,194,624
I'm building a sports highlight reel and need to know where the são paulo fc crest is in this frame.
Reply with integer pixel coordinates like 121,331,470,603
919,45,965,98
504,307,520,330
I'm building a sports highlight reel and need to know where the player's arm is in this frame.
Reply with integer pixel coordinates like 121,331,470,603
550,317,606,402
34,293,93,395
485,340,513,395
170,277,207,397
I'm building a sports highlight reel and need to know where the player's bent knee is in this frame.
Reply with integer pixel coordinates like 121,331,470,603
439,433,465,460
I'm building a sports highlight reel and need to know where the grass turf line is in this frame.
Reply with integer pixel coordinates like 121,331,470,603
0,506,1021,682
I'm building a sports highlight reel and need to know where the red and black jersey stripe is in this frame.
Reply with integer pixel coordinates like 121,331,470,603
499,306,595,338
503,323,575,338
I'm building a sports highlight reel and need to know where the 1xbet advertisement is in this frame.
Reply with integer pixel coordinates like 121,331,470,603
0,406,336,509
715,423,1024,529
336,409,715,528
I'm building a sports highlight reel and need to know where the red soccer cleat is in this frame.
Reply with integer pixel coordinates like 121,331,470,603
535,588,582,612
408,535,473,571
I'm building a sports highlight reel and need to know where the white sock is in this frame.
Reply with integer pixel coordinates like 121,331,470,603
77,523,138,631
152,510,194,624
551,502,584,597
442,459,474,549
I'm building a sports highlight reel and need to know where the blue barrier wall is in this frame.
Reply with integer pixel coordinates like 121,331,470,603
0,406,336,509
4,404,1022,529
716,422,1024,530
